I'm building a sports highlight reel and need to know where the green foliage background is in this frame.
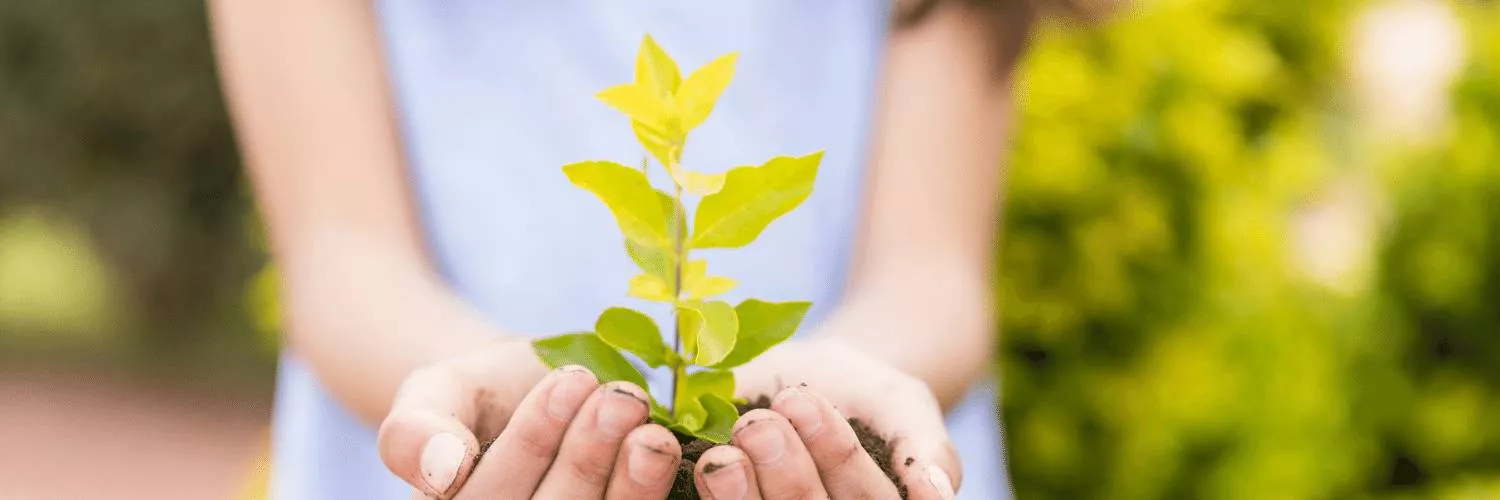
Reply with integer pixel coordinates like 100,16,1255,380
1,0,1497,498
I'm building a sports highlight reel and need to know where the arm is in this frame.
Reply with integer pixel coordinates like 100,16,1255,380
827,1,1030,410
207,0,540,425
711,5,1033,497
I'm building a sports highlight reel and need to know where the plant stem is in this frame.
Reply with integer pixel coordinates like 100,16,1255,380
668,155,687,418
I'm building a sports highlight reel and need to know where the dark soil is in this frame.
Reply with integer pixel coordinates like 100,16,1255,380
668,395,907,499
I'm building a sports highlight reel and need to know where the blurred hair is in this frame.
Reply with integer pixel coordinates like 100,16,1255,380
894,0,1124,28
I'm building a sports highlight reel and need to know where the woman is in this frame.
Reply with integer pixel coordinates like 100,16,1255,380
211,0,1040,497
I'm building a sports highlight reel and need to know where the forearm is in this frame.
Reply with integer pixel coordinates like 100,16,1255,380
276,233,524,425
822,1,1024,410
208,0,524,425
821,266,996,411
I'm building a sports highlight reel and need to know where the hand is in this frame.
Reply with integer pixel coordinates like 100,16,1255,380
377,339,682,499
692,338,961,500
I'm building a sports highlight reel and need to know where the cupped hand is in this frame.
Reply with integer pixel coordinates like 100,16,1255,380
376,339,681,499
694,338,961,500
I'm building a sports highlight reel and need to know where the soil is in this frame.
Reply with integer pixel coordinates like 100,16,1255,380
668,395,907,500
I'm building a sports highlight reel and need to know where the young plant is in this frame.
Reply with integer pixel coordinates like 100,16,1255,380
530,35,820,444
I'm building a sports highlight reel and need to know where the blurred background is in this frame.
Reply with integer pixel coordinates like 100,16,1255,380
1,0,1497,498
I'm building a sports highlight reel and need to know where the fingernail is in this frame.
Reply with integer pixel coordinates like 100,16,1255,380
703,461,749,500
776,390,823,438
736,421,786,465
597,388,647,438
927,464,956,500
627,443,674,485
419,433,466,494
547,368,594,420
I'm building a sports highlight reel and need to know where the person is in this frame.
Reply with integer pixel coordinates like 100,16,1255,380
210,0,1043,498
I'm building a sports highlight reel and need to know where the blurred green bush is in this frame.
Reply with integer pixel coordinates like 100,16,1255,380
999,0,1500,498
0,1,265,381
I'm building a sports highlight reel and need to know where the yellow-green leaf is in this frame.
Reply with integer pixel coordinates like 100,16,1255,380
676,53,739,131
636,35,681,98
627,273,675,302
563,161,670,248
680,170,727,196
597,84,680,139
680,370,736,406
532,333,648,390
672,370,734,432
633,121,679,170
625,238,675,284
650,401,673,426
690,152,823,249
597,84,665,127
659,190,685,245
711,300,812,369
695,394,739,444
595,307,669,368
682,259,737,300
678,300,738,366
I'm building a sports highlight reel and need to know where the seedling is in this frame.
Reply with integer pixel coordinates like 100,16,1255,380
531,35,819,443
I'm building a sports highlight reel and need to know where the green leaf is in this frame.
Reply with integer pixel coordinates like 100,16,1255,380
650,401,674,426
563,161,670,248
595,307,669,368
676,397,707,431
690,152,823,249
694,394,740,444
636,35,681,98
711,299,812,369
671,370,736,435
627,273,675,302
678,300,738,366
680,170,727,196
676,53,739,132
682,260,737,300
532,333,649,390
678,370,736,407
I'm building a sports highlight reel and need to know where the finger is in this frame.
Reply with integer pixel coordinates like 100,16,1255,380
694,446,763,500
532,381,652,498
455,365,598,499
604,424,682,500
732,409,829,500
878,379,962,500
378,364,485,498
772,386,901,498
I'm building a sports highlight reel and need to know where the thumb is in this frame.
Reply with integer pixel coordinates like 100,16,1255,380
378,365,484,498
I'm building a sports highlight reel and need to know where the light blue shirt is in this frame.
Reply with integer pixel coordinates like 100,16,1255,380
270,2,1011,498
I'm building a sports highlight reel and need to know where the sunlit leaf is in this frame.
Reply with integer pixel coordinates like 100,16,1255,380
532,333,648,391
596,84,672,132
636,35,681,98
691,152,822,249
595,307,669,368
682,260,737,300
633,121,679,170
563,161,670,248
678,300,738,366
626,238,675,284
627,273,675,302
676,53,739,131
681,170,727,196
711,300,811,369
